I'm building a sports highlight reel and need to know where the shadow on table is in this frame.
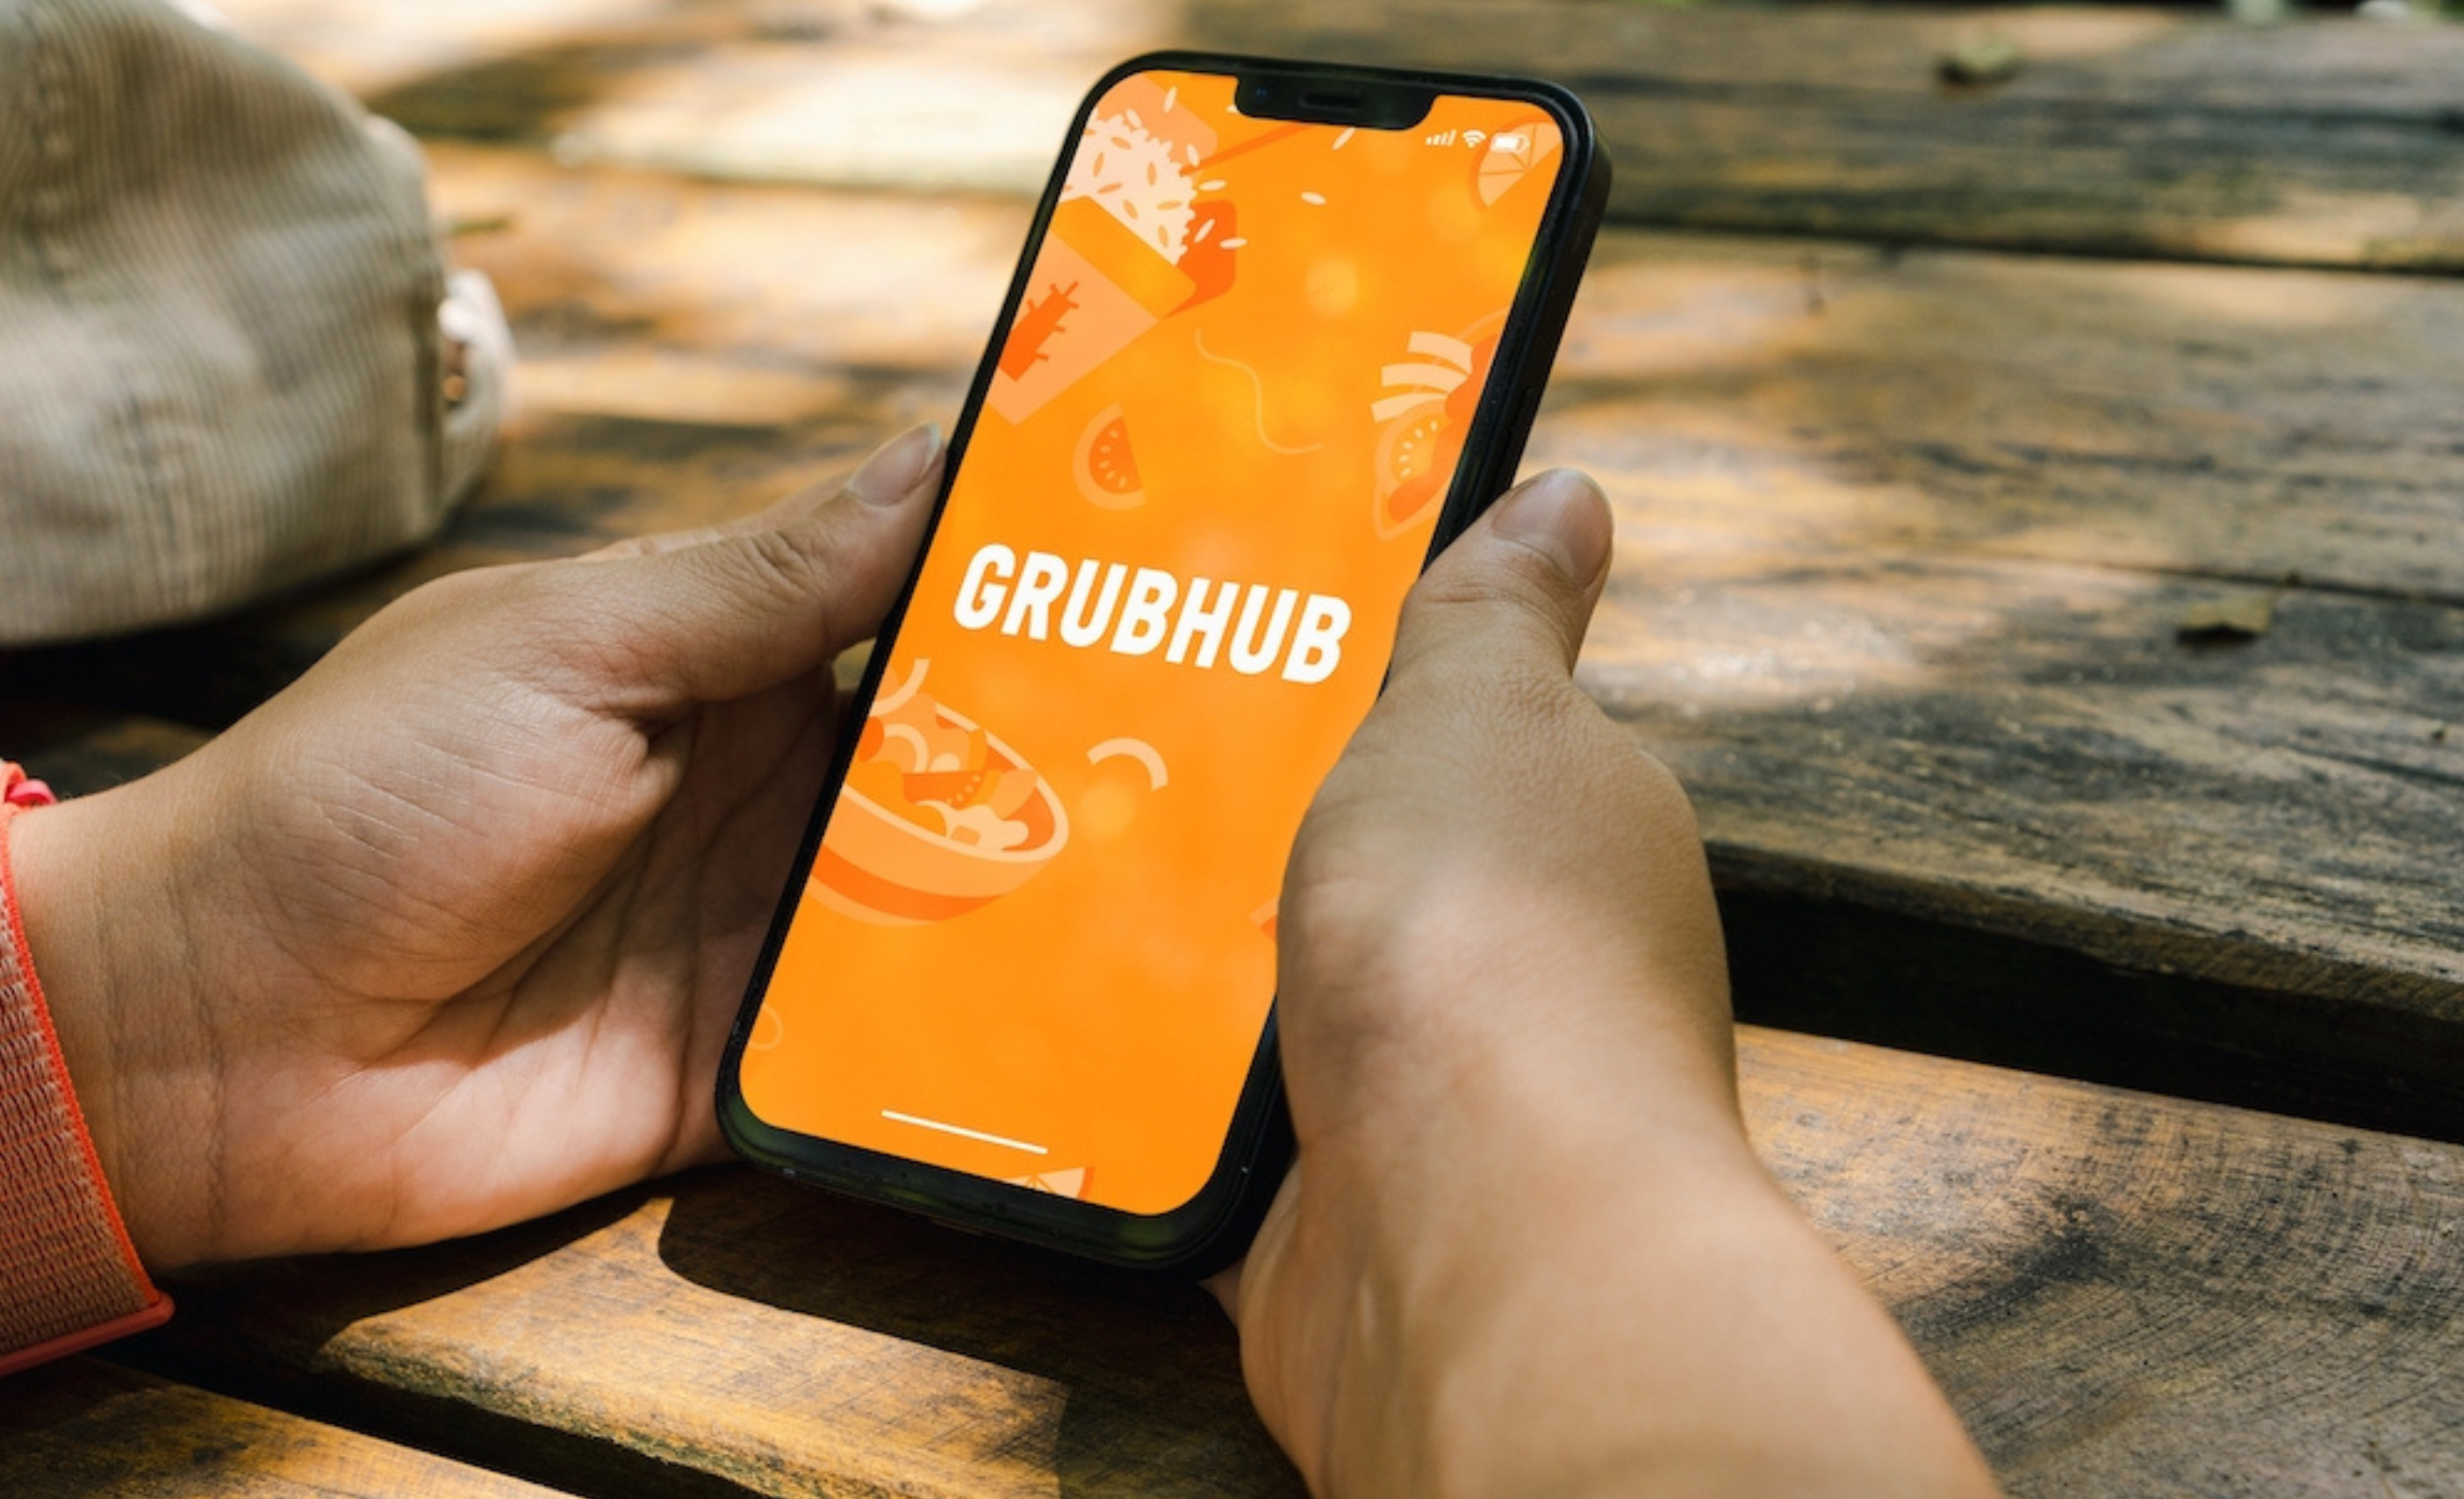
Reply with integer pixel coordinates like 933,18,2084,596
657,1166,1305,1497
97,1188,749,1499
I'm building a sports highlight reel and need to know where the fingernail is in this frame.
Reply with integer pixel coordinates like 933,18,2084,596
848,423,945,508
1488,470,1610,585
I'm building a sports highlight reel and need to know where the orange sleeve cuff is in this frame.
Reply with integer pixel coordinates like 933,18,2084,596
0,793,172,1373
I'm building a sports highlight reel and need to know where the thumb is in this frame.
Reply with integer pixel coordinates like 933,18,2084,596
1387,468,1613,692
566,425,944,713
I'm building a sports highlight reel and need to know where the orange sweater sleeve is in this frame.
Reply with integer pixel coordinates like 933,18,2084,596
0,771,171,1375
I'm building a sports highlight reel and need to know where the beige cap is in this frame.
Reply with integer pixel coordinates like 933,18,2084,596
0,0,506,645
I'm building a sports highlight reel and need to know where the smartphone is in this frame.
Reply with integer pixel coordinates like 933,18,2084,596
718,52,1608,1274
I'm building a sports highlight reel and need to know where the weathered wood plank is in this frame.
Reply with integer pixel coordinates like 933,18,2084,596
212,0,2464,271
143,1173,1300,1499
104,155,2464,625
0,1358,571,1498
1541,232,2464,1059
1547,233,2464,600
1193,1,2464,270
15,150,2462,1107
1611,556,2464,1088
1734,1029,2464,1496
141,1029,2464,1498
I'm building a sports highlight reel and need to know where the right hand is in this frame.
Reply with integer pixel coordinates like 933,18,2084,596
1218,470,2001,1499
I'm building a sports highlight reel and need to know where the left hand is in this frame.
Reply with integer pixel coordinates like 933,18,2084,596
11,426,941,1268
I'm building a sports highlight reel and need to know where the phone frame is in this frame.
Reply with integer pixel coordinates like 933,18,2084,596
718,51,1611,1276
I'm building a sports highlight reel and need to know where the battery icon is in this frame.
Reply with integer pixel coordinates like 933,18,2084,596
1491,133,1527,154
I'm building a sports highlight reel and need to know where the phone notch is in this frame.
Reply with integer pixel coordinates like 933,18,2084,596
1233,70,1434,131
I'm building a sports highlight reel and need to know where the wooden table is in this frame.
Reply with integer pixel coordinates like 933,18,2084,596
6,3,2463,1494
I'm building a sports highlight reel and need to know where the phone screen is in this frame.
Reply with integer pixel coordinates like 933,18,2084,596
736,66,1570,1216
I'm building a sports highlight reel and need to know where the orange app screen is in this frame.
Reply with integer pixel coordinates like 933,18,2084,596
739,70,1567,1215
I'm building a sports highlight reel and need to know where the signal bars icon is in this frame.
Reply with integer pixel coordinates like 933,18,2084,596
1422,128,1490,147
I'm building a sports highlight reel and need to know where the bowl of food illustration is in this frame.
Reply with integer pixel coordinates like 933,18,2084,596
807,662,1070,926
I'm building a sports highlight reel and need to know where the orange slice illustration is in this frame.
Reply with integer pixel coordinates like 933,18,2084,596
1475,118,1563,207
1074,404,1146,509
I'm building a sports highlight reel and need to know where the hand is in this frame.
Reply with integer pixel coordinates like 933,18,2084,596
1220,470,2000,1498
11,426,943,1268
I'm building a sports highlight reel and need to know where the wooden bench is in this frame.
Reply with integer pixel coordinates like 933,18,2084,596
15,1028,2464,1495
4,2,2461,1494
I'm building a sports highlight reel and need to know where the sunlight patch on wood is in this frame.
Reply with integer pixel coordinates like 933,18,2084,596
510,353,847,427
2192,189,2462,275
550,49,1105,195
209,0,669,95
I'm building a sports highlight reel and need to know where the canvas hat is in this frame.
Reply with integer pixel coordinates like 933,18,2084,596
0,0,507,645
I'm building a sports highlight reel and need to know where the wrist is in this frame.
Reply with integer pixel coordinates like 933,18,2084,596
1318,948,1751,1228
1308,1125,1767,1499
0,788,176,1373
1342,1041,1993,1499
1297,1037,1759,1498
10,778,224,1269
1304,938,1770,1495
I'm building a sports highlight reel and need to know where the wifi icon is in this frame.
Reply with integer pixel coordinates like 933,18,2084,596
1462,129,1488,148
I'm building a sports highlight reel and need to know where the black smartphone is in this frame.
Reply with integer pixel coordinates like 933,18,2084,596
718,52,1608,1274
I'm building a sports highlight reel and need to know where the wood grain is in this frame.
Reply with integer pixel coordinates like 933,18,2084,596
140,1029,2464,1498
11,9,2462,1496
140,1173,1300,1499
1540,231,2464,1068
1734,1029,2464,1495
1623,556,2464,1108
0,1358,570,1497
14,148,2461,1110
1193,1,2464,270
210,0,2464,271
1551,233,2464,601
